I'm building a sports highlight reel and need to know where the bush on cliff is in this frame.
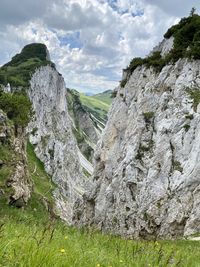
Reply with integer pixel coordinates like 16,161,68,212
0,92,32,128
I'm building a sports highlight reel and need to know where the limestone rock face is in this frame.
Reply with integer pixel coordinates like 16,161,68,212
66,89,98,162
78,58,200,239
27,65,85,223
0,110,31,205
150,36,174,56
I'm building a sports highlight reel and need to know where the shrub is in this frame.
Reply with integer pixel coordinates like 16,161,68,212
144,52,165,72
187,88,200,111
183,124,190,132
173,160,183,172
124,13,200,81
0,92,32,128
185,114,194,120
143,112,154,123
120,79,127,88
111,90,117,98
128,57,144,73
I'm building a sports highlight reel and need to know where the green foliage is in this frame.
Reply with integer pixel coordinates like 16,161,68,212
185,114,194,120
173,160,183,173
128,57,144,73
0,145,14,189
144,51,166,72
190,7,196,17
143,112,155,123
164,14,200,60
120,79,127,88
0,216,200,266
136,141,154,160
111,90,117,98
5,43,49,67
80,92,110,124
126,52,166,75
183,124,190,132
187,88,200,111
125,13,200,77
0,43,54,87
0,92,32,128
0,126,200,267
92,90,112,105
27,142,56,205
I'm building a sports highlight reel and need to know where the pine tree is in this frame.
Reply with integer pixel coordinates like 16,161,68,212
190,7,196,17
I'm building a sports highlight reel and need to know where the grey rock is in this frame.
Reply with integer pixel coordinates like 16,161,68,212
76,58,200,239
27,65,86,224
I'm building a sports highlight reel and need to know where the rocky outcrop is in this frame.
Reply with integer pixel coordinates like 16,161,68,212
0,110,31,206
27,65,85,223
150,36,174,56
67,89,98,162
77,57,200,239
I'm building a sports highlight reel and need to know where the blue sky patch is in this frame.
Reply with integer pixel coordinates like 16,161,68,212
58,31,83,49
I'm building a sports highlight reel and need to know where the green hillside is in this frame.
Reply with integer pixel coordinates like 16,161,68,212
79,90,112,125
0,43,54,87
92,90,113,105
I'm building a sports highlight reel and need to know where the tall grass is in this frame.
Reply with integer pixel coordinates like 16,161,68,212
0,217,200,267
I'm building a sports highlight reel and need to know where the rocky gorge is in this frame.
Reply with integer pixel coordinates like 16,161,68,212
1,14,200,242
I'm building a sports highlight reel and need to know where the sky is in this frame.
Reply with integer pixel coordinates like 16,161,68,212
0,0,199,93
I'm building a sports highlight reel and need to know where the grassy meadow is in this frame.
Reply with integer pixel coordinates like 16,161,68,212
0,211,200,267
80,92,112,124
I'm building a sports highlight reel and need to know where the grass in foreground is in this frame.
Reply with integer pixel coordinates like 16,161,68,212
0,216,200,267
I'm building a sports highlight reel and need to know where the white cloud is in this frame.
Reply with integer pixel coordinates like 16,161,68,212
0,0,198,93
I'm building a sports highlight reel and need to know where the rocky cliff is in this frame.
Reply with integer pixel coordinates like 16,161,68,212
67,89,98,163
76,16,200,239
27,65,86,223
0,110,31,207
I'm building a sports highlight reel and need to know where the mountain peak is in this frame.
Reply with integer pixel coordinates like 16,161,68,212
0,43,54,87
4,43,50,67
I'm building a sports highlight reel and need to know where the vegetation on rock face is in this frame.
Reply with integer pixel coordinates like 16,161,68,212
143,112,155,123
27,142,56,202
0,91,32,128
67,89,112,161
187,87,200,111
4,116,198,266
0,43,54,87
5,43,49,66
185,114,194,120
67,89,94,161
183,124,190,132
122,11,200,86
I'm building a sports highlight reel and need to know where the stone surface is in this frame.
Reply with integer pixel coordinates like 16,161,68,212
150,36,174,56
0,110,31,204
76,58,200,239
27,65,86,223
66,89,98,163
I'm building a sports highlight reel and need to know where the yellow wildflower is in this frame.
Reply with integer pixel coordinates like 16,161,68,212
60,248,65,253
96,264,100,267
119,260,123,263
64,236,68,240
